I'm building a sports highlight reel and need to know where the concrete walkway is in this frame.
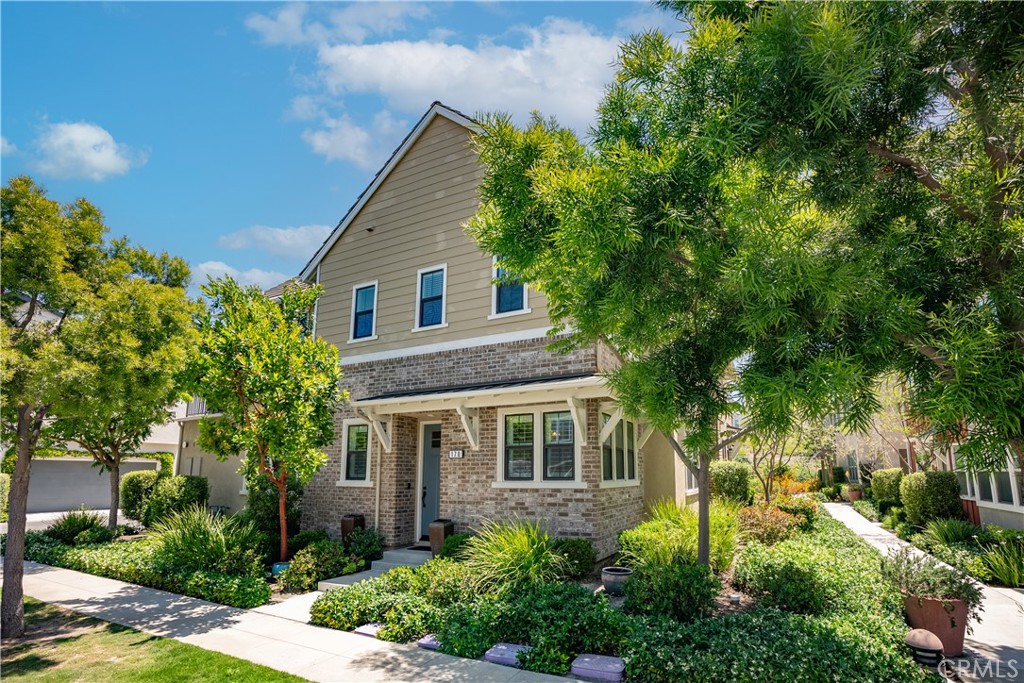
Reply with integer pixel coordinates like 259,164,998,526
18,561,565,683
826,503,1024,681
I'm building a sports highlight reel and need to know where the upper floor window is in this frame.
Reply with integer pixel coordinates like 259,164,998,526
490,259,529,319
415,264,447,330
350,281,378,342
601,411,638,485
339,419,373,487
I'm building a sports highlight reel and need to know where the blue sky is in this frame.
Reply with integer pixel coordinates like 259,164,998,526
1,2,683,292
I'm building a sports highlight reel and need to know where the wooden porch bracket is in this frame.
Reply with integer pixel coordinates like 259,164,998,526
358,407,392,453
567,397,588,446
455,405,481,451
637,424,655,450
598,407,624,445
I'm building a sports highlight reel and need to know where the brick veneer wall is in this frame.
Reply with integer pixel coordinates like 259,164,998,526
301,336,643,553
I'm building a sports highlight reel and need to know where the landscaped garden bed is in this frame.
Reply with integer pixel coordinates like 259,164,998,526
2,502,384,609
307,503,936,682
850,468,1024,588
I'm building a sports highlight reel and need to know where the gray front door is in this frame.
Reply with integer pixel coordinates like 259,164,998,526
421,424,442,539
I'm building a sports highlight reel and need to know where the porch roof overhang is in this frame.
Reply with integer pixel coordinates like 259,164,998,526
351,373,610,415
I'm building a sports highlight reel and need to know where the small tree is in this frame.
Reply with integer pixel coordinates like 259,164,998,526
186,278,344,562
1,176,179,636
48,271,197,530
744,428,803,504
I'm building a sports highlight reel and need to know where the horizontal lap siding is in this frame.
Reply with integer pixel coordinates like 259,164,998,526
316,115,550,354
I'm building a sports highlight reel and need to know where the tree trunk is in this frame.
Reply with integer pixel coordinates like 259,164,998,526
696,450,711,567
108,457,120,532
2,406,38,638
277,477,288,563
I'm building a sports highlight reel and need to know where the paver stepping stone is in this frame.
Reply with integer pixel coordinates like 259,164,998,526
570,653,625,682
416,634,441,651
483,643,531,668
352,623,384,638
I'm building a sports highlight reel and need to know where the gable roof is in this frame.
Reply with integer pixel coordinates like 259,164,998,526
298,101,478,281
263,278,311,300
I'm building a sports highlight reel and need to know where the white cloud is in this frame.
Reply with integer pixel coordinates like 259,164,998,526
246,2,431,46
195,261,291,291
287,94,326,121
313,17,621,134
218,224,332,258
31,121,146,181
302,110,408,169
0,137,17,155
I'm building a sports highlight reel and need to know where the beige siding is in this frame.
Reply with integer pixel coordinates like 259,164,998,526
316,115,550,356
177,420,247,514
643,431,691,507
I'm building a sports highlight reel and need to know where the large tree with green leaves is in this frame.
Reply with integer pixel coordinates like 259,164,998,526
649,0,1024,473
48,270,197,531
1,176,189,637
185,278,345,562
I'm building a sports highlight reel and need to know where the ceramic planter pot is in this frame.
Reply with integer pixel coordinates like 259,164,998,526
903,595,969,657
847,488,863,502
271,561,291,577
601,566,633,596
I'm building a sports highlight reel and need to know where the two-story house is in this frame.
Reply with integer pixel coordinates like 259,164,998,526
179,102,695,558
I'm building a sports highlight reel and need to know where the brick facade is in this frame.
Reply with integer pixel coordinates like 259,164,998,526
301,336,645,559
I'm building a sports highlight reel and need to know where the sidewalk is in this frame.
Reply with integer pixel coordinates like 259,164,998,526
825,503,1024,681
18,561,565,683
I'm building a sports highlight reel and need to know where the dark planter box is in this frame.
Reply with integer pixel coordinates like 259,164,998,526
341,513,365,539
428,519,454,556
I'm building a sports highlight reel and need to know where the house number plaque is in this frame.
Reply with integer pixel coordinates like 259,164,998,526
448,450,464,459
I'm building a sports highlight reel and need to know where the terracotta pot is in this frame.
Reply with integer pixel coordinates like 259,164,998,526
847,488,863,502
601,566,633,596
903,595,969,657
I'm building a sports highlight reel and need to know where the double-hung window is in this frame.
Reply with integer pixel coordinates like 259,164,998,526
491,259,528,318
497,406,582,487
601,411,638,485
415,264,447,329
504,414,534,480
339,419,372,486
350,281,378,341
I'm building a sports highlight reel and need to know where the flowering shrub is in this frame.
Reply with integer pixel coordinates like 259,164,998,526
738,505,799,545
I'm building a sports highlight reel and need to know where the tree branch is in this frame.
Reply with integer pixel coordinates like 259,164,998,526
17,295,38,334
866,141,979,223
665,431,699,473
715,425,752,453
894,333,956,381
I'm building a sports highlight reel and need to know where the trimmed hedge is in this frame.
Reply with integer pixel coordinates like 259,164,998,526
553,538,597,579
280,540,363,593
141,475,209,527
871,468,903,503
439,532,473,559
708,460,752,503
120,470,159,522
0,472,9,523
623,563,719,622
900,471,963,526
8,532,270,608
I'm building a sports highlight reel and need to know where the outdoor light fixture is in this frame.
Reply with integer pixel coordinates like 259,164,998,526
905,629,944,667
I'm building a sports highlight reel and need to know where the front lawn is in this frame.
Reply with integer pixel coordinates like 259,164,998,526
1,598,306,683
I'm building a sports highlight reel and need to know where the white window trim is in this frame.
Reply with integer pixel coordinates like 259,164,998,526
489,256,531,320
412,263,449,332
348,280,379,344
493,404,586,489
337,418,374,488
598,406,640,488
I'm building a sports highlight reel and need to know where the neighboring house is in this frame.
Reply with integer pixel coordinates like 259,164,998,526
175,396,248,515
181,102,693,557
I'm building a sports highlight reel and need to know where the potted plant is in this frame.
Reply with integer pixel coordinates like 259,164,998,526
601,566,633,596
846,483,864,502
881,548,984,657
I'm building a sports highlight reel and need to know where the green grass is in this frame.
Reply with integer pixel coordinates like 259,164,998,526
1,598,306,683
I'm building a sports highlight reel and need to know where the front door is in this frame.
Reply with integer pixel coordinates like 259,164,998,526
420,424,442,540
